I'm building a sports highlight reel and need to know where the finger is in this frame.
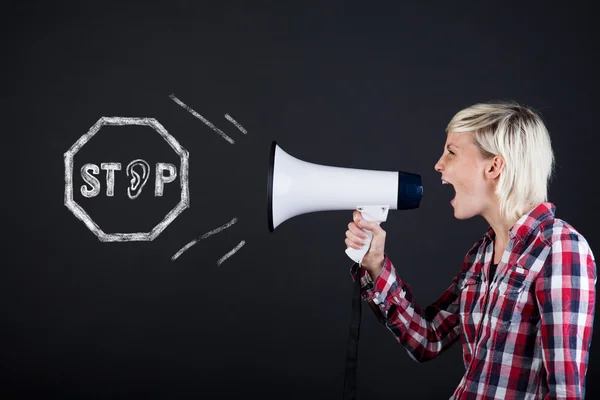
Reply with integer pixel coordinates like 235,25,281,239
348,222,368,239
353,210,362,224
346,230,367,247
357,218,380,231
354,212,372,229
345,237,363,250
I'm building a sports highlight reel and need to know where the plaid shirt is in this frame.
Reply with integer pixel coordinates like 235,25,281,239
351,202,596,399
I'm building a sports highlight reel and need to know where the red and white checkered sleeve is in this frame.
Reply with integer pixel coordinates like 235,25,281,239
535,232,597,399
350,253,463,362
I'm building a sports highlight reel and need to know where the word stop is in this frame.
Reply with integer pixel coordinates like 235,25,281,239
80,159,177,199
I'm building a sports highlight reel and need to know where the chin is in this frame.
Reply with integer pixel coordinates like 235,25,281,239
454,213,473,220
453,205,478,220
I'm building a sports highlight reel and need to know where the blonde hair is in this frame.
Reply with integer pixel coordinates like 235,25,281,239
446,101,555,222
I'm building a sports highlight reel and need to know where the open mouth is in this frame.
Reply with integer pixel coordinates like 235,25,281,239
442,179,456,204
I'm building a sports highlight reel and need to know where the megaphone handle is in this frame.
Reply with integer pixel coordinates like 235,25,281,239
345,207,386,264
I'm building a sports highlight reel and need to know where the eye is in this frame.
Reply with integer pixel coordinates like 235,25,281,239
448,150,455,155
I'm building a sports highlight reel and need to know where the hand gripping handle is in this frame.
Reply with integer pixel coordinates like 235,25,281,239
345,205,389,264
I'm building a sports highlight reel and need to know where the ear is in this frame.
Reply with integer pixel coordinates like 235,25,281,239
485,155,504,180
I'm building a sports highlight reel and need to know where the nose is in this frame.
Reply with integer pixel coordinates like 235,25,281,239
434,157,443,173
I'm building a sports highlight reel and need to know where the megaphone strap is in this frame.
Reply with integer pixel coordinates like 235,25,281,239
342,265,362,400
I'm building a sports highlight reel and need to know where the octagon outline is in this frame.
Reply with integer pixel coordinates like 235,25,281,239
64,117,190,242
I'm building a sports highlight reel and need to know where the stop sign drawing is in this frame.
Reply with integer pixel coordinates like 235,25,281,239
64,117,190,242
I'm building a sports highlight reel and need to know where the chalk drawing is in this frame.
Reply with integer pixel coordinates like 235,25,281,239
81,159,177,199
155,163,177,196
101,163,122,197
126,159,150,200
224,113,248,134
169,93,235,144
171,217,241,262
64,117,189,242
81,163,101,198
217,240,246,266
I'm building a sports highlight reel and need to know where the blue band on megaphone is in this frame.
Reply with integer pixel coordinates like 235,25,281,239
397,171,423,210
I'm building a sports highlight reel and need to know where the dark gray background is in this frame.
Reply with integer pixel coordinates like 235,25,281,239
2,1,598,398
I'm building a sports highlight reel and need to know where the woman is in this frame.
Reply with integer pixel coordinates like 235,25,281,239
345,101,596,399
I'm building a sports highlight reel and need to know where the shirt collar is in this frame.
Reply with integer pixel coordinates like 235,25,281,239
483,202,556,244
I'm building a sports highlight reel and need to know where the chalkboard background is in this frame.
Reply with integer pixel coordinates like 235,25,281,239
3,1,599,398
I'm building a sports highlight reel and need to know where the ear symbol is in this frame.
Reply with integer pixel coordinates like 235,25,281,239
126,159,150,200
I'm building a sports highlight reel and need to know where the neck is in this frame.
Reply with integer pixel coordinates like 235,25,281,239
482,203,519,247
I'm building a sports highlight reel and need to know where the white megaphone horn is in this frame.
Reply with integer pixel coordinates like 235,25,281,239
267,141,423,264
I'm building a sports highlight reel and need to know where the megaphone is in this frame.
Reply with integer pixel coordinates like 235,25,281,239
267,141,423,263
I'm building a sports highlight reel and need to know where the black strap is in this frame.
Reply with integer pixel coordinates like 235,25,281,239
342,266,362,400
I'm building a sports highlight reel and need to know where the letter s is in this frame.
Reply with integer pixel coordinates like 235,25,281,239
81,163,100,198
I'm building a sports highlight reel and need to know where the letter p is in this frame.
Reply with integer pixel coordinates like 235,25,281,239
155,163,177,196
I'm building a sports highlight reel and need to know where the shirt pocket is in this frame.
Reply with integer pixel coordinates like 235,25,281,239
497,265,532,328
458,271,481,290
498,265,530,300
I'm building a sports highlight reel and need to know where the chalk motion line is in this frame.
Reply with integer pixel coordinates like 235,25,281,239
217,240,246,266
172,217,245,265
224,113,248,134
169,93,235,144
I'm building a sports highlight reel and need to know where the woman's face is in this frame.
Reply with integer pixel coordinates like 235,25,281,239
434,132,496,219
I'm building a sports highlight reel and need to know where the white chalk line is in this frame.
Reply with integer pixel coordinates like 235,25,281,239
217,240,246,266
169,94,235,144
224,114,247,134
171,217,239,261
